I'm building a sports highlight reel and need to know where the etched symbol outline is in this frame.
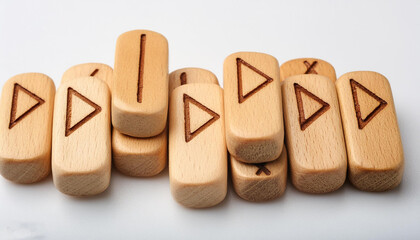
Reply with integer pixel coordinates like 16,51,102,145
137,34,146,103
180,72,187,85
304,60,318,74
255,163,271,176
90,69,99,76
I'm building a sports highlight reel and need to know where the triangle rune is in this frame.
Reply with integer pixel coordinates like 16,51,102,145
65,88,102,137
294,83,330,131
236,58,273,103
183,94,220,142
350,79,387,129
9,83,45,129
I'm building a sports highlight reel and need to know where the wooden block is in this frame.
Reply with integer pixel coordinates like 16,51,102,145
169,68,219,93
112,127,167,177
0,73,55,183
231,146,288,202
223,52,284,163
52,77,111,196
336,71,404,191
280,58,336,82
61,63,113,89
112,30,168,137
169,84,227,208
282,74,347,193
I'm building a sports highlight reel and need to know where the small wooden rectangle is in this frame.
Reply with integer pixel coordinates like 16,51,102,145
0,73,55,183
223,52,284,163
62,63,113,89
282,74,347,193
169,84,227,208
280,58,336,82
112,30,168,137
336,71,404,191
169,68,219,93
52,77,111,196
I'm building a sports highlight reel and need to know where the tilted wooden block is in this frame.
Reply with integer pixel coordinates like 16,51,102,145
52,77,111,196
280,58,336,82
282,74,347,193
224,52,284,163
113,30,168,137
336,71,404,191
231,146,288,202
0,73,55,183
169,84,227,208
169,68,219,93
61,63,113,89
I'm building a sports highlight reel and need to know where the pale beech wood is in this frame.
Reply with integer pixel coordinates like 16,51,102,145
0,73,55,183
280,58,336,82
231,146,287,202
52,77,111,196
282,74,347,193
336,71,404,191
112,127,167,177
169,68,219,93
61,63,113,90
224,52,284,163
169,84,227,208
112,30,168,137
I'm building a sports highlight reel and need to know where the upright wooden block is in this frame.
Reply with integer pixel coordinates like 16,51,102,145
169,68,219,93
61,63,113,89
0,73,55,183
169,84,227,208
336,71,404,191
280,58,336,82
224,52,284,163
282,74,347,193
113,30,168,137
231,146,288,202
52,77,111,196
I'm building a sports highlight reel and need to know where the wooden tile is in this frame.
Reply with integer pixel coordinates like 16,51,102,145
169,84,227,208
112,30,168,137
282,74,347,193
223,52,284,163
0,73,55,183
52,77,111,196
61,63,113,89
169,68,219,93
280,58,336,82
336,71,404,191
231,146,288,202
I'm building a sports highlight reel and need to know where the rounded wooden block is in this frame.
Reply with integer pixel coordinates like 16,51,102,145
52,77,111,196
0,73,55,183
336,71,404,191
169,68,219,93
224,52,284,163
61,63,113,90
112,30,168,137
231,146,288,202
280,58,336,82
112,128,167,177
169,84,227,208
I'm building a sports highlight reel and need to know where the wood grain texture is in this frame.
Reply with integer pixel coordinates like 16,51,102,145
169,84,227,208
112,30,168,137
0,73,55,183
61,63,113,90
112,127,167,177
52,77,111,196
231,146,287,202
282,74,347,193
224,52,284,163
280,58,336,82
169,68,219,93
336,71,404,191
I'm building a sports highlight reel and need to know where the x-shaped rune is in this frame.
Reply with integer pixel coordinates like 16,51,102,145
304,60,318,74
255,163,271,176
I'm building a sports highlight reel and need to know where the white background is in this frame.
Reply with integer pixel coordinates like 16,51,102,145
1,0,419,239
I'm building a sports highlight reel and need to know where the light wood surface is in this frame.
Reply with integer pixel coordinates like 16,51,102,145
61,63,113,90
336,71,404,191
282,74,347,193
0,73,55,183
223,52,284,163
169,84,227,208
231,146,287,202
112,30,168,137
280,58,336,82
169,68,219,93
52,77,111,196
